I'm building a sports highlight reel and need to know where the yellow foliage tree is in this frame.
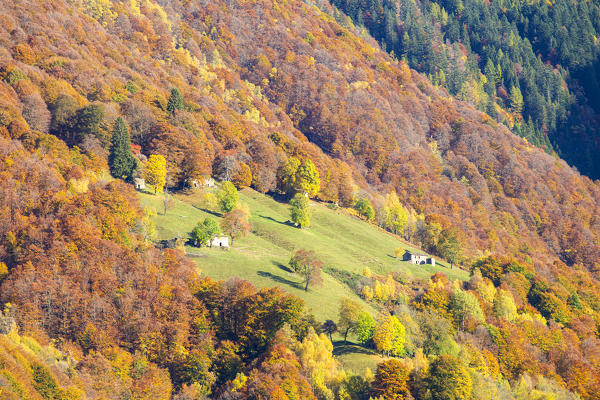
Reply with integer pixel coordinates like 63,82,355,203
145,154,167,194
294,328,342,399
362,286,374,301
383,191,408,235
373,314,406,357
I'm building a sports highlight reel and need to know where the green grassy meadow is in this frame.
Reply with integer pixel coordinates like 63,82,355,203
140,187,468,321
140,186,468,370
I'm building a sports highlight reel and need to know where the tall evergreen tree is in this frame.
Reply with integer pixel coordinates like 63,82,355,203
109,117,137,180
166,88,184,115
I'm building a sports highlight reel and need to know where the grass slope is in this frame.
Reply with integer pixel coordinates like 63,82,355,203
140,187,468,323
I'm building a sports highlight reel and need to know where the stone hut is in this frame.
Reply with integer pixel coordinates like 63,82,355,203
403,250,435,266
210,236,229,248
134,177,146,190
192,177,216,188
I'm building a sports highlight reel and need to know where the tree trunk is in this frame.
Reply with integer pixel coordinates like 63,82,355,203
304,277,309,291
344,328,349,344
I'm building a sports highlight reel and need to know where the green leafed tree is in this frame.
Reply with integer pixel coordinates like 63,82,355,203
355,311,376,346
166,87,184,115
190,218,220,247
49,94,78,140
277,157,320,197
290,193,311,228
436,228,462,269
449,289,485,330
71,104,104,145
493,289,518,321
50,101,104,147
218,181,239,214
109,117,137,180
354,198,375,221
509,85,524,116
296,159,321,197
383,191,408,234
277,157,301,194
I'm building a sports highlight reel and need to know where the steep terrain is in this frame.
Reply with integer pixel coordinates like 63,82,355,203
139,187,467,320
1,0,599,274
331,0,600,177
0,0,600,398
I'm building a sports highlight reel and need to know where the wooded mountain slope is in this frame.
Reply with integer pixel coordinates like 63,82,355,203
331,0,600,178
1,0,599,275
1,0,600,398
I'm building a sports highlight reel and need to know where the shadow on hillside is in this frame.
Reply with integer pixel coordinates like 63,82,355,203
272,261,293,273
268,191,294,204
259,214,294,226
257,271,302,289
191,205,222,218
332,342,377,356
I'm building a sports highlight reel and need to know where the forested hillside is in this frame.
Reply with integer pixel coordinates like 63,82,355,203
0,0,600,398
330,0,600,177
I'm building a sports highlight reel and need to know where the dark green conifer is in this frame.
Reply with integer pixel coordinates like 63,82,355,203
166,88,184,115
109,117,137,180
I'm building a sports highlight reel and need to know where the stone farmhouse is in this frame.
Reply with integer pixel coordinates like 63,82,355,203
134,177,146,190
403,250,435,266
210,236,229,248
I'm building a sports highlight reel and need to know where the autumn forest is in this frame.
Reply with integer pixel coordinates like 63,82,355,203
1,0,600,399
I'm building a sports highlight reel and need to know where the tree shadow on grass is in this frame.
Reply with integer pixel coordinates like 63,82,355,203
259,214,295,227
332,342,378,356
190,204,222,218
272,261,293,273
257,271,303,289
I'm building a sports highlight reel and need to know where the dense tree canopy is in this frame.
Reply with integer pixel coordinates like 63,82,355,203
1,0,600,398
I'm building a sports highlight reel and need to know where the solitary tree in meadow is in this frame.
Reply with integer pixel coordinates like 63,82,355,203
322,320,338,341
290,193,311,228
190,218,220,247
338,298,363,344
290,249,323,291
218,182,239,214
220,208,251,245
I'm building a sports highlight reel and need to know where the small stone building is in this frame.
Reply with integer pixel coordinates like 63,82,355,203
210,236,229,248
192,177,216,188
134,177,146,190
403,250,435,266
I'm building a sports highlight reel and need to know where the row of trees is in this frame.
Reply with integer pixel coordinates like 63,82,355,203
350,192,463,267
